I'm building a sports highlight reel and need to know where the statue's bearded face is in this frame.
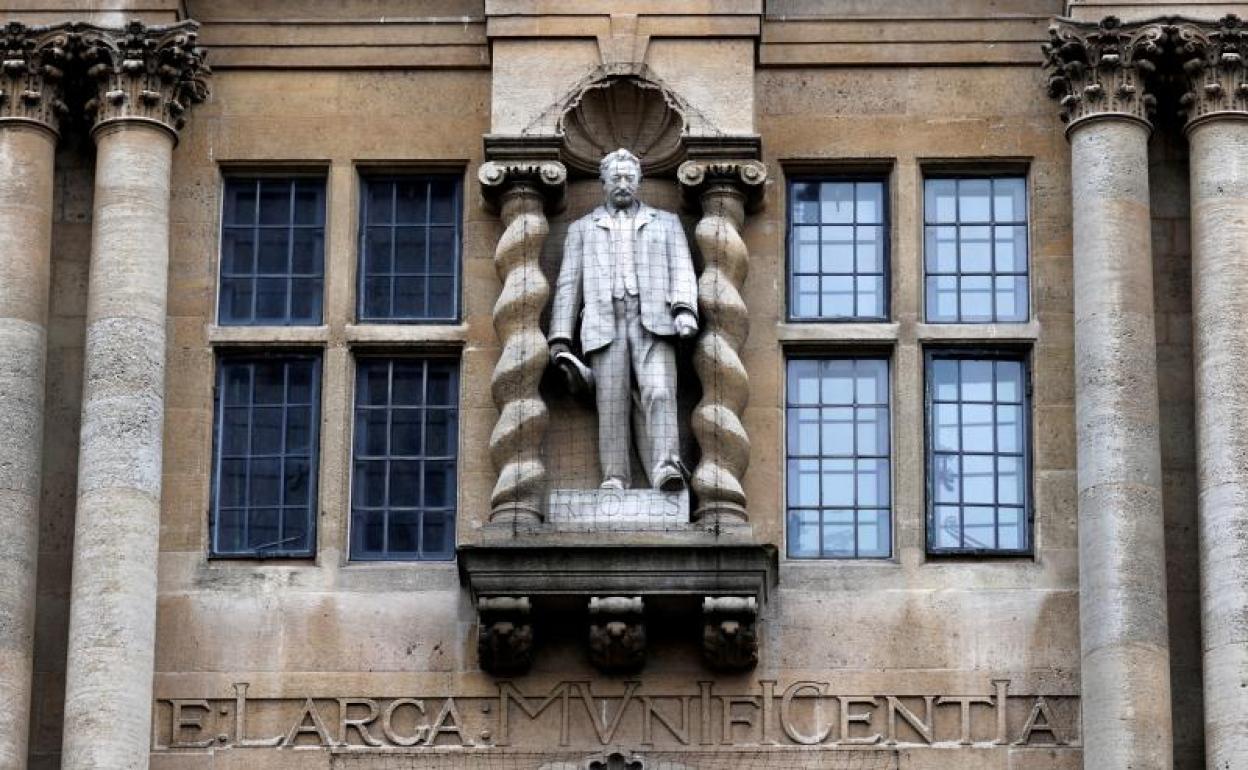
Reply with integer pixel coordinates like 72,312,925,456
602,158,640,210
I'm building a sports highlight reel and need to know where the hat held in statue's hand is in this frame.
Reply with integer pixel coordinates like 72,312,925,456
554,350,595,397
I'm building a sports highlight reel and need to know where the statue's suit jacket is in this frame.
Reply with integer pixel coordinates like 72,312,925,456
549,204,699,354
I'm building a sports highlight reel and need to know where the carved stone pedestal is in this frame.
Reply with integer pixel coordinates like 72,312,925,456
460,532,776,673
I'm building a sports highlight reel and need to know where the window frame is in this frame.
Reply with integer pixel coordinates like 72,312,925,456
348,355,460,562
921,172,1031,325
355,174,463,325
784,353,894,560
216,173,328,327
785,175,891,324
208,351,323,560
923,347,1033,557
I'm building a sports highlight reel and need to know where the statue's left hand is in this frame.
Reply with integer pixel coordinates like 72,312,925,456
673,310,699,339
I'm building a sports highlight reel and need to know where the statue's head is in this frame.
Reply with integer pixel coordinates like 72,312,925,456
599,148,642,211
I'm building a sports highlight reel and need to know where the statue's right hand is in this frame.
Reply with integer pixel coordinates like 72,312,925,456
549,341,572,364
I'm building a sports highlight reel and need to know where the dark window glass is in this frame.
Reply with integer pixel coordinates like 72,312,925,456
926,351,1030,554
786,357,891,559
358,177,461,322
789,179,888,321
219,178,325,325
924,176,1028,323
351,358,459,560
211,355,320,557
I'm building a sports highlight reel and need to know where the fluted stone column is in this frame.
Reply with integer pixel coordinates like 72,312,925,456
1177,16,1248,768
0,21,70,769
478,158,566,524
677,158,766,524
61,21,207,770
1045,18,1173,769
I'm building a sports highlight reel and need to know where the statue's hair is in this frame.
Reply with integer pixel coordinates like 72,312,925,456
599,148,642,182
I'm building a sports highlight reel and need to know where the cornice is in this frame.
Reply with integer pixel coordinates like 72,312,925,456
0,21,73,136
1043,16,1168,134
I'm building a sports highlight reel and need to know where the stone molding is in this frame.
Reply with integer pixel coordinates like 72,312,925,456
1173,15,1248,131
78,20,209,139
677,157,766,523
0,21,73,136
1043,16,1168,132
477,157,568,524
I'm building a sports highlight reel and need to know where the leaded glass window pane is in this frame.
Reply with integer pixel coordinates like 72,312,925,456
926,352,1030,553
923,177,1028,323
358,177,461,322
787,358,891,559
219,178,325,325
789,180,888,321
351,358,459,560
211,355,321,557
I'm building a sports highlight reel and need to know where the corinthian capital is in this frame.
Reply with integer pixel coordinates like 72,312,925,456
0,21,73,135
78,20,209,138
1043,16,1168,131
1172,15,1248,130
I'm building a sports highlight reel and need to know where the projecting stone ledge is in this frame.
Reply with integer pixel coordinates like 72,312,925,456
458,531,777,675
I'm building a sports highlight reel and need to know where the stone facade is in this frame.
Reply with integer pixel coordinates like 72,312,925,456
2,1,1246,769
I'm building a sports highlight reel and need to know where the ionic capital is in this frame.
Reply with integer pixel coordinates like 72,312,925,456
477,159,567,211
1043,16,1168,134
77,20,209,140
1172,15,1248,132
677,159,767,210
0,21,73,136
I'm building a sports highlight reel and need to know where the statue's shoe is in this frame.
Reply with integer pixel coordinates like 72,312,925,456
600,477,627,490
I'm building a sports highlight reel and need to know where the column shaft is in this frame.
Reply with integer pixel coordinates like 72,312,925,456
62,122,175,770
0,123,56,769
1189,116,1248,768
1070,118,1173,769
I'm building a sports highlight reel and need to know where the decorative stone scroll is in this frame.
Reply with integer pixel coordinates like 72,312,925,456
1043,16,1168,130
478,160,567,524
0,21,73,134
677,159,766,523
477,596,535,675
701,596,759,671
1173,15,1248,128
77,19,209,137
588,596,646,672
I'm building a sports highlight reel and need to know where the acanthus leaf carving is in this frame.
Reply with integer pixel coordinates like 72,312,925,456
1043,16,1168,130
0,21,73,134
1173,15,1248,128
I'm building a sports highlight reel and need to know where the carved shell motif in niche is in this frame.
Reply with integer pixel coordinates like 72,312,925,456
558,77,686,176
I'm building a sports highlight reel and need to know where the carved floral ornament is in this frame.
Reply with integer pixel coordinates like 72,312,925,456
0,19,209,138
1044,15,1248,132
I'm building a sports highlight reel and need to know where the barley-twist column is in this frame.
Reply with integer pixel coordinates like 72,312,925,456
677,159,766,524
1174,15,1248,768
61,21,208,770
1044,17,1173,770
478,160,566,525
0,20,70,768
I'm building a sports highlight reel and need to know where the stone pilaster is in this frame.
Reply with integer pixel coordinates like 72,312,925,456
61,20,207,770
0,20,71,769
1174,15,1248,769
478,158,566,525
1045,17,1173,770
677,158,765,524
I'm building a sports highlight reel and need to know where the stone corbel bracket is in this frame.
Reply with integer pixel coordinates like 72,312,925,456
701,596,759,671
1043,15,1168,132
0,21,73,136
77,19,210,139
477,156,567,526
477,596,535,675
677,154,767,524
588,596,646,673
1172,15,1248,131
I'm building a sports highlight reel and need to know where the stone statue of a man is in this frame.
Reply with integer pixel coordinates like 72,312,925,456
549,148,699,492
